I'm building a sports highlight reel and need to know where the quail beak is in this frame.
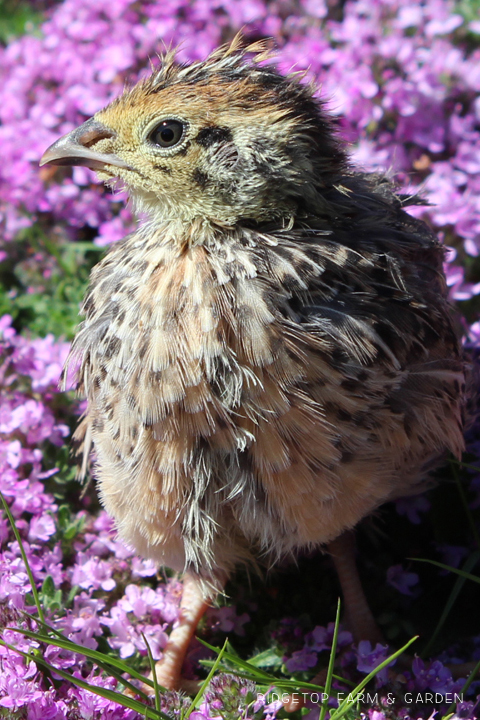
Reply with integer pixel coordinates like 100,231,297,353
40,117,131,171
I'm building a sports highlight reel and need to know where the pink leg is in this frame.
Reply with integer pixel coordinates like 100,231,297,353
155,572,212,690
328,530,384,645
284,532,384,714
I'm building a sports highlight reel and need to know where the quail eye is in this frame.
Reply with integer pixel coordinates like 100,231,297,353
149,120,184,148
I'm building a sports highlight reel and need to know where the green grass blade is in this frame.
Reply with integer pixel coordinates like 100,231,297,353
0,489,45,624
450,458,480,473
197,638,326,689
8,626,152,699
198,637,355,691
0,637,169,720
141,631,161,713
421,550,480,657
445,658,480,716
198,664,354,692
320,598,341,720
410,557,480,584
184,638,228,719
330,636,418,720
197,638,278,682
16,623,156,692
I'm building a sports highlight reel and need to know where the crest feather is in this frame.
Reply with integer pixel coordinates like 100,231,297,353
143,32,276,94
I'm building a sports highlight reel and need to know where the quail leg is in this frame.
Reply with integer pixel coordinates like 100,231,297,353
284,532,384,713
154,572,212,690
328,530,384,644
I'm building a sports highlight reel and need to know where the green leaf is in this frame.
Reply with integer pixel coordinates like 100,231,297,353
39,575,63,613
66,585,81,607
56,504,87,542
247,648,283,670
57,505,71,530
197,638,280,683
41,575,56,599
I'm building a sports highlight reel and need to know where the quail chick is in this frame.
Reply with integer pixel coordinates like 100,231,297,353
41,36,466,690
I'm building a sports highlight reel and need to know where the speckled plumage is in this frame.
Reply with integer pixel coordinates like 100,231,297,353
42,36,466,663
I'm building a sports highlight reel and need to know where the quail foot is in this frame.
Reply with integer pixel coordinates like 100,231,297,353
40,35,466,691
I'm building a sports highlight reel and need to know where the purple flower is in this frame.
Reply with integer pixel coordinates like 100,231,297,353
67,671,138,719
285,647,318,673
308,622,352,652
202,674,257,718
356,641,393,686
100,604,169,660
70,553,116,592
28,513,56,543
263,698,283,718
412,657,464,695
451,701,477,719
130,555,158,577
396,495,430,524
118,583,167,619
386,565,419,595
436,544,469,570
26,691,68,719
0,651,41,712
206,605,250,636
369,712,387,720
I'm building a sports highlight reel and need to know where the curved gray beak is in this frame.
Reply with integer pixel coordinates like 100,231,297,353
40,117,131,171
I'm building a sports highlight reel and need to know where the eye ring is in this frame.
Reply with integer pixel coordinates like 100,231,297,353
148,119,185,149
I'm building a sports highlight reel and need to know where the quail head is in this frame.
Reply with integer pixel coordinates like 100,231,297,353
41,36,466,690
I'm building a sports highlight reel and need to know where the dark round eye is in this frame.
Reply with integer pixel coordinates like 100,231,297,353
149,119,184,148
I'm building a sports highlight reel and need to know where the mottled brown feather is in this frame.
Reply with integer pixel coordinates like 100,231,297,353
52,38,467,594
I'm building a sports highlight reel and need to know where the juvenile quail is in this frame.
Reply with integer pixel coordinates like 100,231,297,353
40,37,466,690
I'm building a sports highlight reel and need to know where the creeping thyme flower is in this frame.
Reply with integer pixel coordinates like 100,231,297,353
356,641,393,686
285,647,318,673
386,565,419,596
411,657,465,696
203,674,257,720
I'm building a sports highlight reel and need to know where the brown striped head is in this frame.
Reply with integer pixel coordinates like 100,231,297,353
41,35,346,228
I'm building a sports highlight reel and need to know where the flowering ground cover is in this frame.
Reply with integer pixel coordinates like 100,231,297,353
1,0,480,718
